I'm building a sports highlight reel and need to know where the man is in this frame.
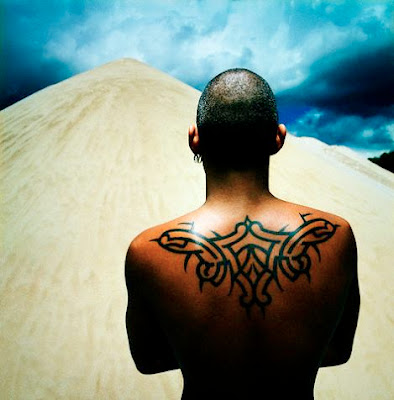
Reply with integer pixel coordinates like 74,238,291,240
125,69,359,399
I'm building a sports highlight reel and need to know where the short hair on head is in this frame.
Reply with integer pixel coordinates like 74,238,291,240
196,68,278,170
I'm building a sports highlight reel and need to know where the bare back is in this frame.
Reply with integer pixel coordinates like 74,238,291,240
126,199,358,399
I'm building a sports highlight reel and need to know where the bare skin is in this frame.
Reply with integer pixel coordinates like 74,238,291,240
125,124,359,399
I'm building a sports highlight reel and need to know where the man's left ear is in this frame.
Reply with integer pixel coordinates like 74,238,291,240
270,124,287,155
188,124,201,155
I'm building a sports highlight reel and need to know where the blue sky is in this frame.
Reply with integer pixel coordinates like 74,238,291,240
2,0,393,157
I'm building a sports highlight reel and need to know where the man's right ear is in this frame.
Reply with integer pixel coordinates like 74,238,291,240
270,124,287,155
188,124,201,155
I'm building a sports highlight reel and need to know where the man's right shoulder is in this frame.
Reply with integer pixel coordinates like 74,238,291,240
303,207,357,274
294,204,355,244
319,211,356,253
284,203,357,270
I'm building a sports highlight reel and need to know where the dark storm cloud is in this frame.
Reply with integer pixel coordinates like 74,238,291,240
290,110,393,152
277,42,394,118
1,43,72,110
1,1,89,109
276,35,394,155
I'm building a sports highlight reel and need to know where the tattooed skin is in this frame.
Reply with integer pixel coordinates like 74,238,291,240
152,214,338,314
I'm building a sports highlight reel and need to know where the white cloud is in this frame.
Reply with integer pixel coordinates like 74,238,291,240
362,129,374,138
386,123,394,142
42,0,392,92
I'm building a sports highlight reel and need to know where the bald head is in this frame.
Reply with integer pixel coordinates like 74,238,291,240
196,68,278,169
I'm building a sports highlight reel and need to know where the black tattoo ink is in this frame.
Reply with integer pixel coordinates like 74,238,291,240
152,214,338,314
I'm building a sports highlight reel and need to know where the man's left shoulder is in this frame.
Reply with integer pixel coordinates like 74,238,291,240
125,218,183,272
126,225,161,271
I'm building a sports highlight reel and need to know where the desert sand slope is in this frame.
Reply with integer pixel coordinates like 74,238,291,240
1,58,393,400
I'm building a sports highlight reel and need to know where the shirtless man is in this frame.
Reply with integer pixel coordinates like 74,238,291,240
125,69,360,399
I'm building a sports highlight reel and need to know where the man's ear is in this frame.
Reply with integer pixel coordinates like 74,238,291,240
188,124,201,155
270,124,287,155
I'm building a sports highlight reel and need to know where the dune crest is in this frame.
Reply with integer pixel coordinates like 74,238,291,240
1,58,393,399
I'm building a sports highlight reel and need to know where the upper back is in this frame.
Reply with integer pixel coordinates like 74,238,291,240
129,199,356,393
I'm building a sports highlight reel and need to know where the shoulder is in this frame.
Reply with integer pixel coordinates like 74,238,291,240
291,202,355,240
283,200,357,254
297,205,357,272
125,225,162,269
125,217,187,276
315,209,356,251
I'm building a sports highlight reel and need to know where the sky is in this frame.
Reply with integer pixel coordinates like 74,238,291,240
2,0,393,157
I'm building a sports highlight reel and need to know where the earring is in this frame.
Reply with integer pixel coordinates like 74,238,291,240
194,154,202,163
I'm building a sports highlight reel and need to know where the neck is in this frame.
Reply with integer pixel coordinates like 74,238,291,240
204,164,273,208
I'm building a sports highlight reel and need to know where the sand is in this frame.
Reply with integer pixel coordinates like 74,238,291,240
1,58,393,399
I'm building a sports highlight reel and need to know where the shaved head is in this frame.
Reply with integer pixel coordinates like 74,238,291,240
197,68,278,169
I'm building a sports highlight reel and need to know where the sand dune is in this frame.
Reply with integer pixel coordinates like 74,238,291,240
1,58,393,399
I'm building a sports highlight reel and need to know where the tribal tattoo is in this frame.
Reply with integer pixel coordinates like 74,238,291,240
152,214,338,314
